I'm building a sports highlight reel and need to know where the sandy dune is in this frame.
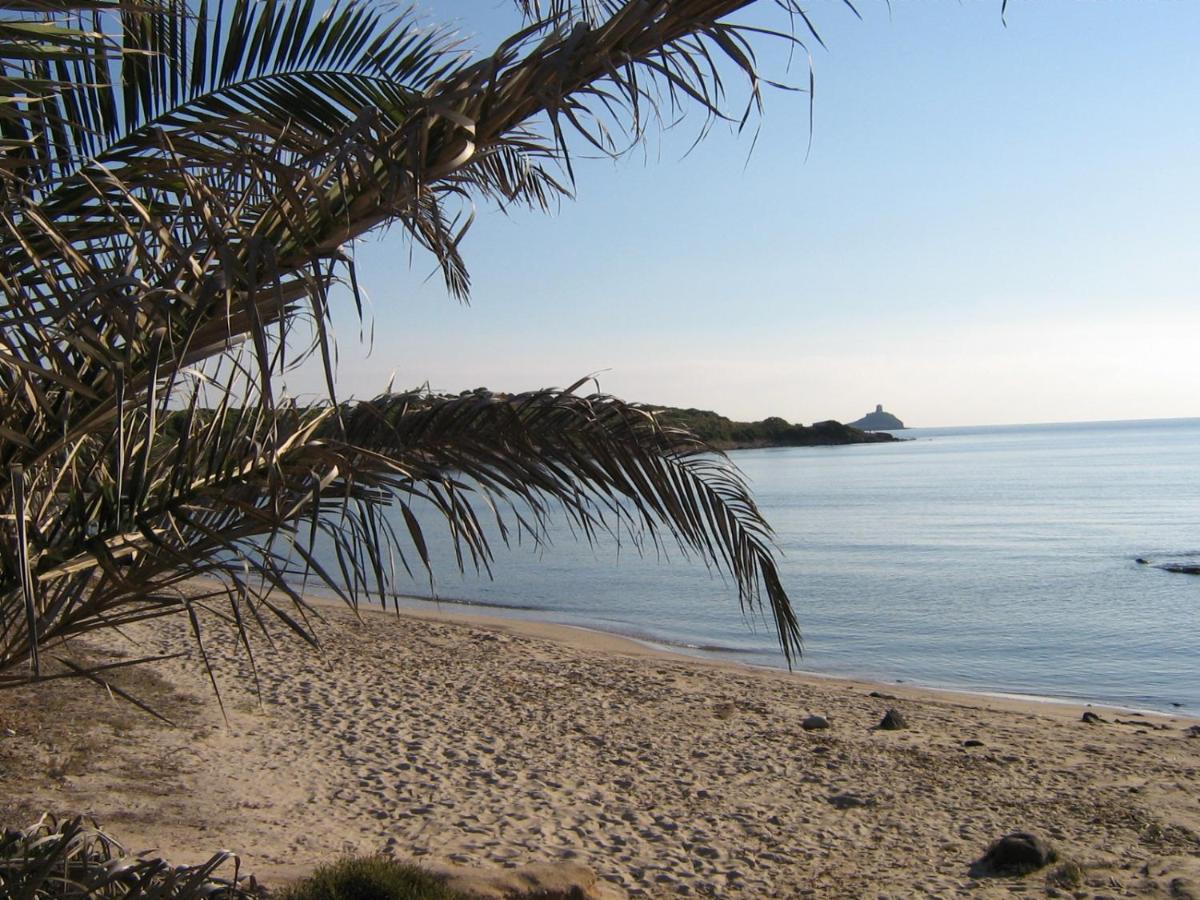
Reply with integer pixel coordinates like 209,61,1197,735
2,598,1198,898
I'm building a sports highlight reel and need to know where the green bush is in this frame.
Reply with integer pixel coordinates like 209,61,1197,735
277,857,470,900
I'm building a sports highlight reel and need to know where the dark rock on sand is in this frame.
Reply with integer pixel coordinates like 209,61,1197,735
1171,876,1200,899
868,691,897,700
1081,711,1107,724
827,792,873,810
878,708,908,730
974,831,1058,876
1116,718,1170,730
963,739,985,748
802,715,830,731
1185,725,1200,739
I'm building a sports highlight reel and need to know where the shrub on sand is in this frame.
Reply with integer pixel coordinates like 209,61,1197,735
277,857,469,900
0,814,260,899
1046,859,1085,890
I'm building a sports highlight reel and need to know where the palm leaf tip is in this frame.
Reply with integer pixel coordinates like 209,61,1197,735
330,387,803,665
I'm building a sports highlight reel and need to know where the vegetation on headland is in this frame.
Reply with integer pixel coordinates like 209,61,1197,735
648,406,900,450
159,396,897,455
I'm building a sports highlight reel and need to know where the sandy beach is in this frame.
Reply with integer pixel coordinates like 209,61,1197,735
2,596,1198,898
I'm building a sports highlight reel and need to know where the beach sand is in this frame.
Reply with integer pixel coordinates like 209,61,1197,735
2,596,1198,898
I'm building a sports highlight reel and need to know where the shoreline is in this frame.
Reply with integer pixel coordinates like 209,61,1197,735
4,587,1199,897
304,586,1195,722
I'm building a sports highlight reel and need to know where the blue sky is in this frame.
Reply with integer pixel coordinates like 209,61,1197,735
288,1,1200,427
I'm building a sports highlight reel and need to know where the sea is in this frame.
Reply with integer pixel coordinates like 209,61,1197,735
312,418,1200,714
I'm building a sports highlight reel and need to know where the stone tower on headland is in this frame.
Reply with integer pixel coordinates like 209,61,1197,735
849,404,905,431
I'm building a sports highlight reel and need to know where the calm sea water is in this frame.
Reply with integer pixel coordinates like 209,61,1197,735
313,418,1200,713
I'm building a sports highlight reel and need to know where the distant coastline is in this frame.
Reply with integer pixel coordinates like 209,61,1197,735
907,416,1200,431
646,405,898,450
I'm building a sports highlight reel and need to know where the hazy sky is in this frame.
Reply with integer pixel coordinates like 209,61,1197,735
287,1,1200,428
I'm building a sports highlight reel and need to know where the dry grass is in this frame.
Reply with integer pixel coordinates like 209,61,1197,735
0,645,200,830
1046,859,1086,890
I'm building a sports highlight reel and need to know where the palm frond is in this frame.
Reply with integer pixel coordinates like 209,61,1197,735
0,0,821,690
0,378,801,683
325,387,803,664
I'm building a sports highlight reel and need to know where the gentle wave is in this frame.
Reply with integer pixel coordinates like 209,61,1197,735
292,581,759,651
391,592,549,614
610,634,763,655
393,593,763,655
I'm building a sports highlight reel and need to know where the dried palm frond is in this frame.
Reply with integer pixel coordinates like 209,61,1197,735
0,0,821,696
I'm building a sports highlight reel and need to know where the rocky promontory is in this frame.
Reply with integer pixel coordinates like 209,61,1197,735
849,404,905,431
647,406,898,450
